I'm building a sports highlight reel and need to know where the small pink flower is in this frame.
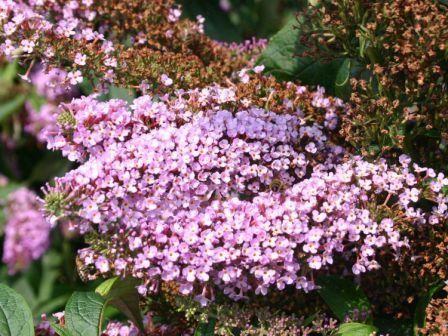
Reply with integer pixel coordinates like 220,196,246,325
160,74,173,86
67,70,83,85
74,53,87,66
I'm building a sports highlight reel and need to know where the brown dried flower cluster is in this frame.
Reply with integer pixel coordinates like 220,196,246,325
358,218,447,319
6,0,264,92
299,0,448,168
420,286,448,335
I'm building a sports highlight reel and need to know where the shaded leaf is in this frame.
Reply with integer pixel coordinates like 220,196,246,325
335,59,352,100
0,94,26,123
257,17,305,79
413,282,444,334
257,16,344,93
0,283,35,336
28,151,71,184
194,317,216,336
11,278,37,311
38,251,62,304
35,294,71,318
95,277,143,331
317,276,372,322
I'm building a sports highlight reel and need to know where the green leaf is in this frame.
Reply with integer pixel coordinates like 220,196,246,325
257,16,344,93
257,17,304,79
0,182,21,201
106,86,135,104
0,61,18,85
38,251,62,304
335,59,352,100
0,182,22,231
64,291,106,336
11,278,37,311
35,294,70,318
50,323,75,336
317,276,372,322
194,317,216,336
0,283,35,336
413,282,444,335
95,277,143,331
28,151,71,184
0,94,26,123
337,323,377,336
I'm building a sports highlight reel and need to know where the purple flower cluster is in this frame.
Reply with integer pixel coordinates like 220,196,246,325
3,187,51,274
25,67,75,143
43,84,448,301
101,321,140,336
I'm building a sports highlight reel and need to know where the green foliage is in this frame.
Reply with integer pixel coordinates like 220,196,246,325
52,277,143,336
257,16,345,94
0,249,79,319
317,276,372,322
0,94,26,123
105,86,136,105
336,322,377,336
181,0,303,42
50,323,74,336
258,14,371,99
0,181,22,232
0,283,35,336
95,277,144,330
64,291,106,336
194,317,216,336
413,282,444,335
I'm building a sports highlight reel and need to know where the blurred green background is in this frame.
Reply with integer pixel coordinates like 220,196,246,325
181,0,303,41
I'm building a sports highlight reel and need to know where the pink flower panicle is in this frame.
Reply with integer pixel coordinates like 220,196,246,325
42,84,448,302
2,187,51,274
25,67,76,143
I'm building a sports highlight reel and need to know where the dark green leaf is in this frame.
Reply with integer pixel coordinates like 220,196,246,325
0,283,35,336
257,16,344,93
28,151,71,184
194,317,216,336
65,291,106,336
337,323,377,336
317,276,372,322
335,59,352,100
95,277,143,331
413,282,444,334
0,94,26,123
257,17,304,79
